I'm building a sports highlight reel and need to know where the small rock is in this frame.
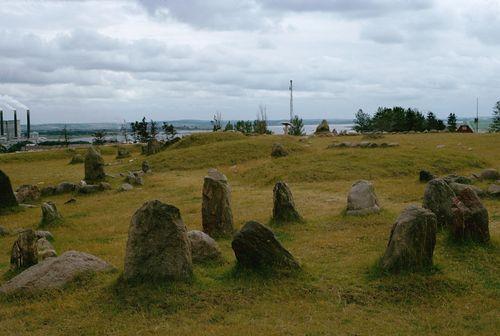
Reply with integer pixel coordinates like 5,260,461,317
15,184,41,204
37,237,57,260
231,221,300,271
99,182,112,190
64,198,77,204
346,180,380,216
142,160,151,173
116,147,131,159
271,143,289,158
0,226,10,237
125,171,143,186
41,186,57,197
448,182,485,198
436,144,445,149
0,251,114,294
35,230,54,241
380,205,437,273
56,182,78,194
188,230,224,264
444,174,472,185
387,143,399,147
10,229,38,270
40,202,63,226
419,170,435,183
69,154,84,164
479,168,499,181
487,184,500,197
119,183,134,192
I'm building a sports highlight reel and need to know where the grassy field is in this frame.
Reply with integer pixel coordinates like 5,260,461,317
0,132,499,336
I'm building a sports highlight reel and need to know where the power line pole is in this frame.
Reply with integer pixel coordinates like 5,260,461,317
289,79,293,121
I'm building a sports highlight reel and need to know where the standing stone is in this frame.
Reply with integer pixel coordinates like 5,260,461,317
380,205,437,273
346,180,380,215
40,202,62,226
84,146,105,183
488,184,500,197
231,221,300,271
419,170,435,183
202,169,234,238
55,182,78,194
422,178,456,228
315,119,330,134
272,181,303,223
188,230,224,264
37,237,57,260
124,200,192,282
450,188,490,243
271,143,288,158
125,171,144,186
0,169,18,209
142,160,151,173
16,184,41,204
69,154,84,164
11,229,38,270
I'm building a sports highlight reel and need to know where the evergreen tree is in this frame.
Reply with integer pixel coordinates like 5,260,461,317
288,115,305,136
224,121,234,131
489,100,500,133
92,130,107,145
149,120,158,141
162,122,177,141
353,109,372,132
447,113,457,132
131,117,149,143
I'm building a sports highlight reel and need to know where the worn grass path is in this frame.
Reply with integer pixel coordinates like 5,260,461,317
0,132,499,335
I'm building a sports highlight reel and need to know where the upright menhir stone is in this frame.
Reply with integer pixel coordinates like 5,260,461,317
451,188,490,243
0,169,18,209
84,146,105,183
11,229,38,270
272,181,303,223
123,200,192,282
380,205,437,273
232,221,300,271
346,180,380,215
40,201,62,227
422,178,455,228
202,169,234,238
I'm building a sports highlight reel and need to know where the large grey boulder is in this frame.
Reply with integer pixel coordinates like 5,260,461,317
422,178,456,228
40,202,62,226
16,184,41,204
0,169,18,209
118,183,134,192
443,174,472,185
479,168,499,181
125,171,144,186
272,181,303,223
202,169,234,238
41,186,57,197
10,229,38,270
380,205,437,273
37,237,57,260
84,146,105,183
124,200,193,282
231,221,300,271
188,230,223,264
450,188,490,243
0,251,113,294
35,230,54,241
346,180,380,215
142,160,151,173
271,143,288,158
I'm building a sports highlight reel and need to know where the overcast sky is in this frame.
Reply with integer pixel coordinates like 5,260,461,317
0,0,499,123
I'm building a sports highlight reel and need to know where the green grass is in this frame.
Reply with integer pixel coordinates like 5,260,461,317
0,132,499,335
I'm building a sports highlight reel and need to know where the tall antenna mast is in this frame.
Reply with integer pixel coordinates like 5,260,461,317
476,97,479,133
289,79,293,121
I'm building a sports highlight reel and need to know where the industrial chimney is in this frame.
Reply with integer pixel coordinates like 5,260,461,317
14,110,18,138
26,109,30,139
0,110,3,136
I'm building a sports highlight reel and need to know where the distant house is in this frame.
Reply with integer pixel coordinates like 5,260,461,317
456,124,473,133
